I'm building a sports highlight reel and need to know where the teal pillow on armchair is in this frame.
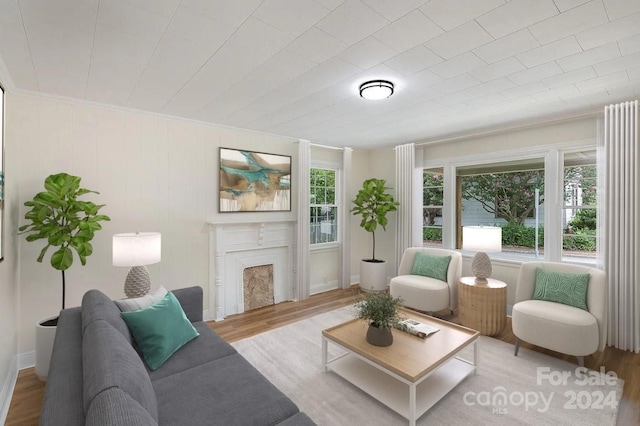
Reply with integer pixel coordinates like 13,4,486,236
532,268,590,310
411,252,451,282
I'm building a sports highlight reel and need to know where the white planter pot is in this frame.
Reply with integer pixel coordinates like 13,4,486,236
35,316,58,381
360,260,388,292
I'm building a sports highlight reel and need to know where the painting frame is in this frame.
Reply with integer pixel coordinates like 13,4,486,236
219,147,292,213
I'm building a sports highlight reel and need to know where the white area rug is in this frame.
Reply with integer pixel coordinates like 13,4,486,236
231,307,623,425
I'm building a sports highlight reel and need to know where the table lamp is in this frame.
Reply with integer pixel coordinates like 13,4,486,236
113,232,161,298
462,226,502,284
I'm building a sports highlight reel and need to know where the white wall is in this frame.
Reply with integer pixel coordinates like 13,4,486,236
350,147,398,283
0,93,20,421
9,93,297,355
420,116,596,160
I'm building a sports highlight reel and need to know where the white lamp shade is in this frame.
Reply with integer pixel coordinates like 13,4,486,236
462,226,502,253
113,232,161,267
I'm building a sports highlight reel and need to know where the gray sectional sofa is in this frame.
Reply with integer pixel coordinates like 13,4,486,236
40,286,315,425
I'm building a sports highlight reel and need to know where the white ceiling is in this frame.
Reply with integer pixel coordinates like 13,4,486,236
1,0,639,148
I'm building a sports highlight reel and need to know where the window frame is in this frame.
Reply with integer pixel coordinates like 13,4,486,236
421,139,598,265
309,161,340,249
422,167,444,247
561,148,597,264
457,158,546,259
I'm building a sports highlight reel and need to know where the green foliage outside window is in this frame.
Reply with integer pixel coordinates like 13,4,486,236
501,223,544,247
423,227,442,242
462,170,544,226
423,172,443,226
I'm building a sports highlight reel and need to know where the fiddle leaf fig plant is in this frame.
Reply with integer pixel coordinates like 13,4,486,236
351,178,399,261
19,173,110,310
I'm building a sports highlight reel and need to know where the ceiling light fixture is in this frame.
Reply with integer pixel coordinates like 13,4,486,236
359,80,394,100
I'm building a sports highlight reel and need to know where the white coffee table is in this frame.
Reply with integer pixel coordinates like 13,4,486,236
322,308,479,426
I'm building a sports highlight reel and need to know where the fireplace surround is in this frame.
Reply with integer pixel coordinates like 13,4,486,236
207,220,296,320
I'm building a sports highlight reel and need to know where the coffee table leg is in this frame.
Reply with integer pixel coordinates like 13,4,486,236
409,383,416,426
474,339,479,375
322,337,328,372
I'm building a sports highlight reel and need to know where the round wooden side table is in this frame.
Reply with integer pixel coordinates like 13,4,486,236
458,277,507,336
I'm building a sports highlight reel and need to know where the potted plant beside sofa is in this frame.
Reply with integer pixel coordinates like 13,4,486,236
19,173,110,380
351,178,399,291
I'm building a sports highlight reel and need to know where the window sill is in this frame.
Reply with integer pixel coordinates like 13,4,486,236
310,242,340,253
461,251,597,267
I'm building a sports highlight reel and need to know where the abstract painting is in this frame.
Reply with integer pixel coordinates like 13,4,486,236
219,148,291,212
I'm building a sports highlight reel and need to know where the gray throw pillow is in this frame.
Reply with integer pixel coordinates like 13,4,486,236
115,286,168,312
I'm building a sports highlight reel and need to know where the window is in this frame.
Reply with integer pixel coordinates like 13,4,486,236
423,168,443,247
427,142,599,263
457,158,545,260
562,150,597,263
310,167,338,245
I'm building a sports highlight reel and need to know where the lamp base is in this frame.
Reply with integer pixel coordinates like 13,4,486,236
124,266,151,298
471,251,492,284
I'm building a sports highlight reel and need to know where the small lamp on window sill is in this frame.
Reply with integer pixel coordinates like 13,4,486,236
462,226,502,284
113,232,161,298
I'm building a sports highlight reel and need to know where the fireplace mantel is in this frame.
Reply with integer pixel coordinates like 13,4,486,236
207,220,296,320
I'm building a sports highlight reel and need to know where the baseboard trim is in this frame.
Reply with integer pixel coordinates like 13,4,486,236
311,280,339,295
19,351,35,370
0,356,19,425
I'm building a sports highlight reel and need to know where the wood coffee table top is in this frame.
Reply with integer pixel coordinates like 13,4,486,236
322,307,479,382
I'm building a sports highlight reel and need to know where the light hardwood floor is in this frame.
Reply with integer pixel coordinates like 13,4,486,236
5,286,639,425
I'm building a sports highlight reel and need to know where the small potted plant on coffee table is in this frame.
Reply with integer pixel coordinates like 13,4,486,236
354,292,403,347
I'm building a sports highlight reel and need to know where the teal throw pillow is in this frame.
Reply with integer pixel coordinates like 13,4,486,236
411,253,451,282
121,291,199,370
532,268,590,310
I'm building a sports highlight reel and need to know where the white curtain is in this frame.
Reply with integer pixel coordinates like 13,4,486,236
603,100,640,352
340,148,352,288
395,143,415,271
297,139,311,300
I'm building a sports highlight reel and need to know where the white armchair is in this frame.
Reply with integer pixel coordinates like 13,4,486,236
512,261,607,367
389,247,462,314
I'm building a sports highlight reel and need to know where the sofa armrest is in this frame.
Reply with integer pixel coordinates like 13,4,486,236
41,307,86,426
172,286,203,323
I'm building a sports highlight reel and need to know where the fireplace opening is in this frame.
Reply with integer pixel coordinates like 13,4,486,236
243,264,274,311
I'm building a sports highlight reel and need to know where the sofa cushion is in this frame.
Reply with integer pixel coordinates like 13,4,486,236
115,286,168,312
411,252,451,282
390,274,450,312
172,286,204,322
121,292,199,371
276,412,317,425
533,268,590,310
82,289,132,343
512,299,599,356
147,321,237,381
86,388,158,426
152,354,299,426
83,320,158,421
